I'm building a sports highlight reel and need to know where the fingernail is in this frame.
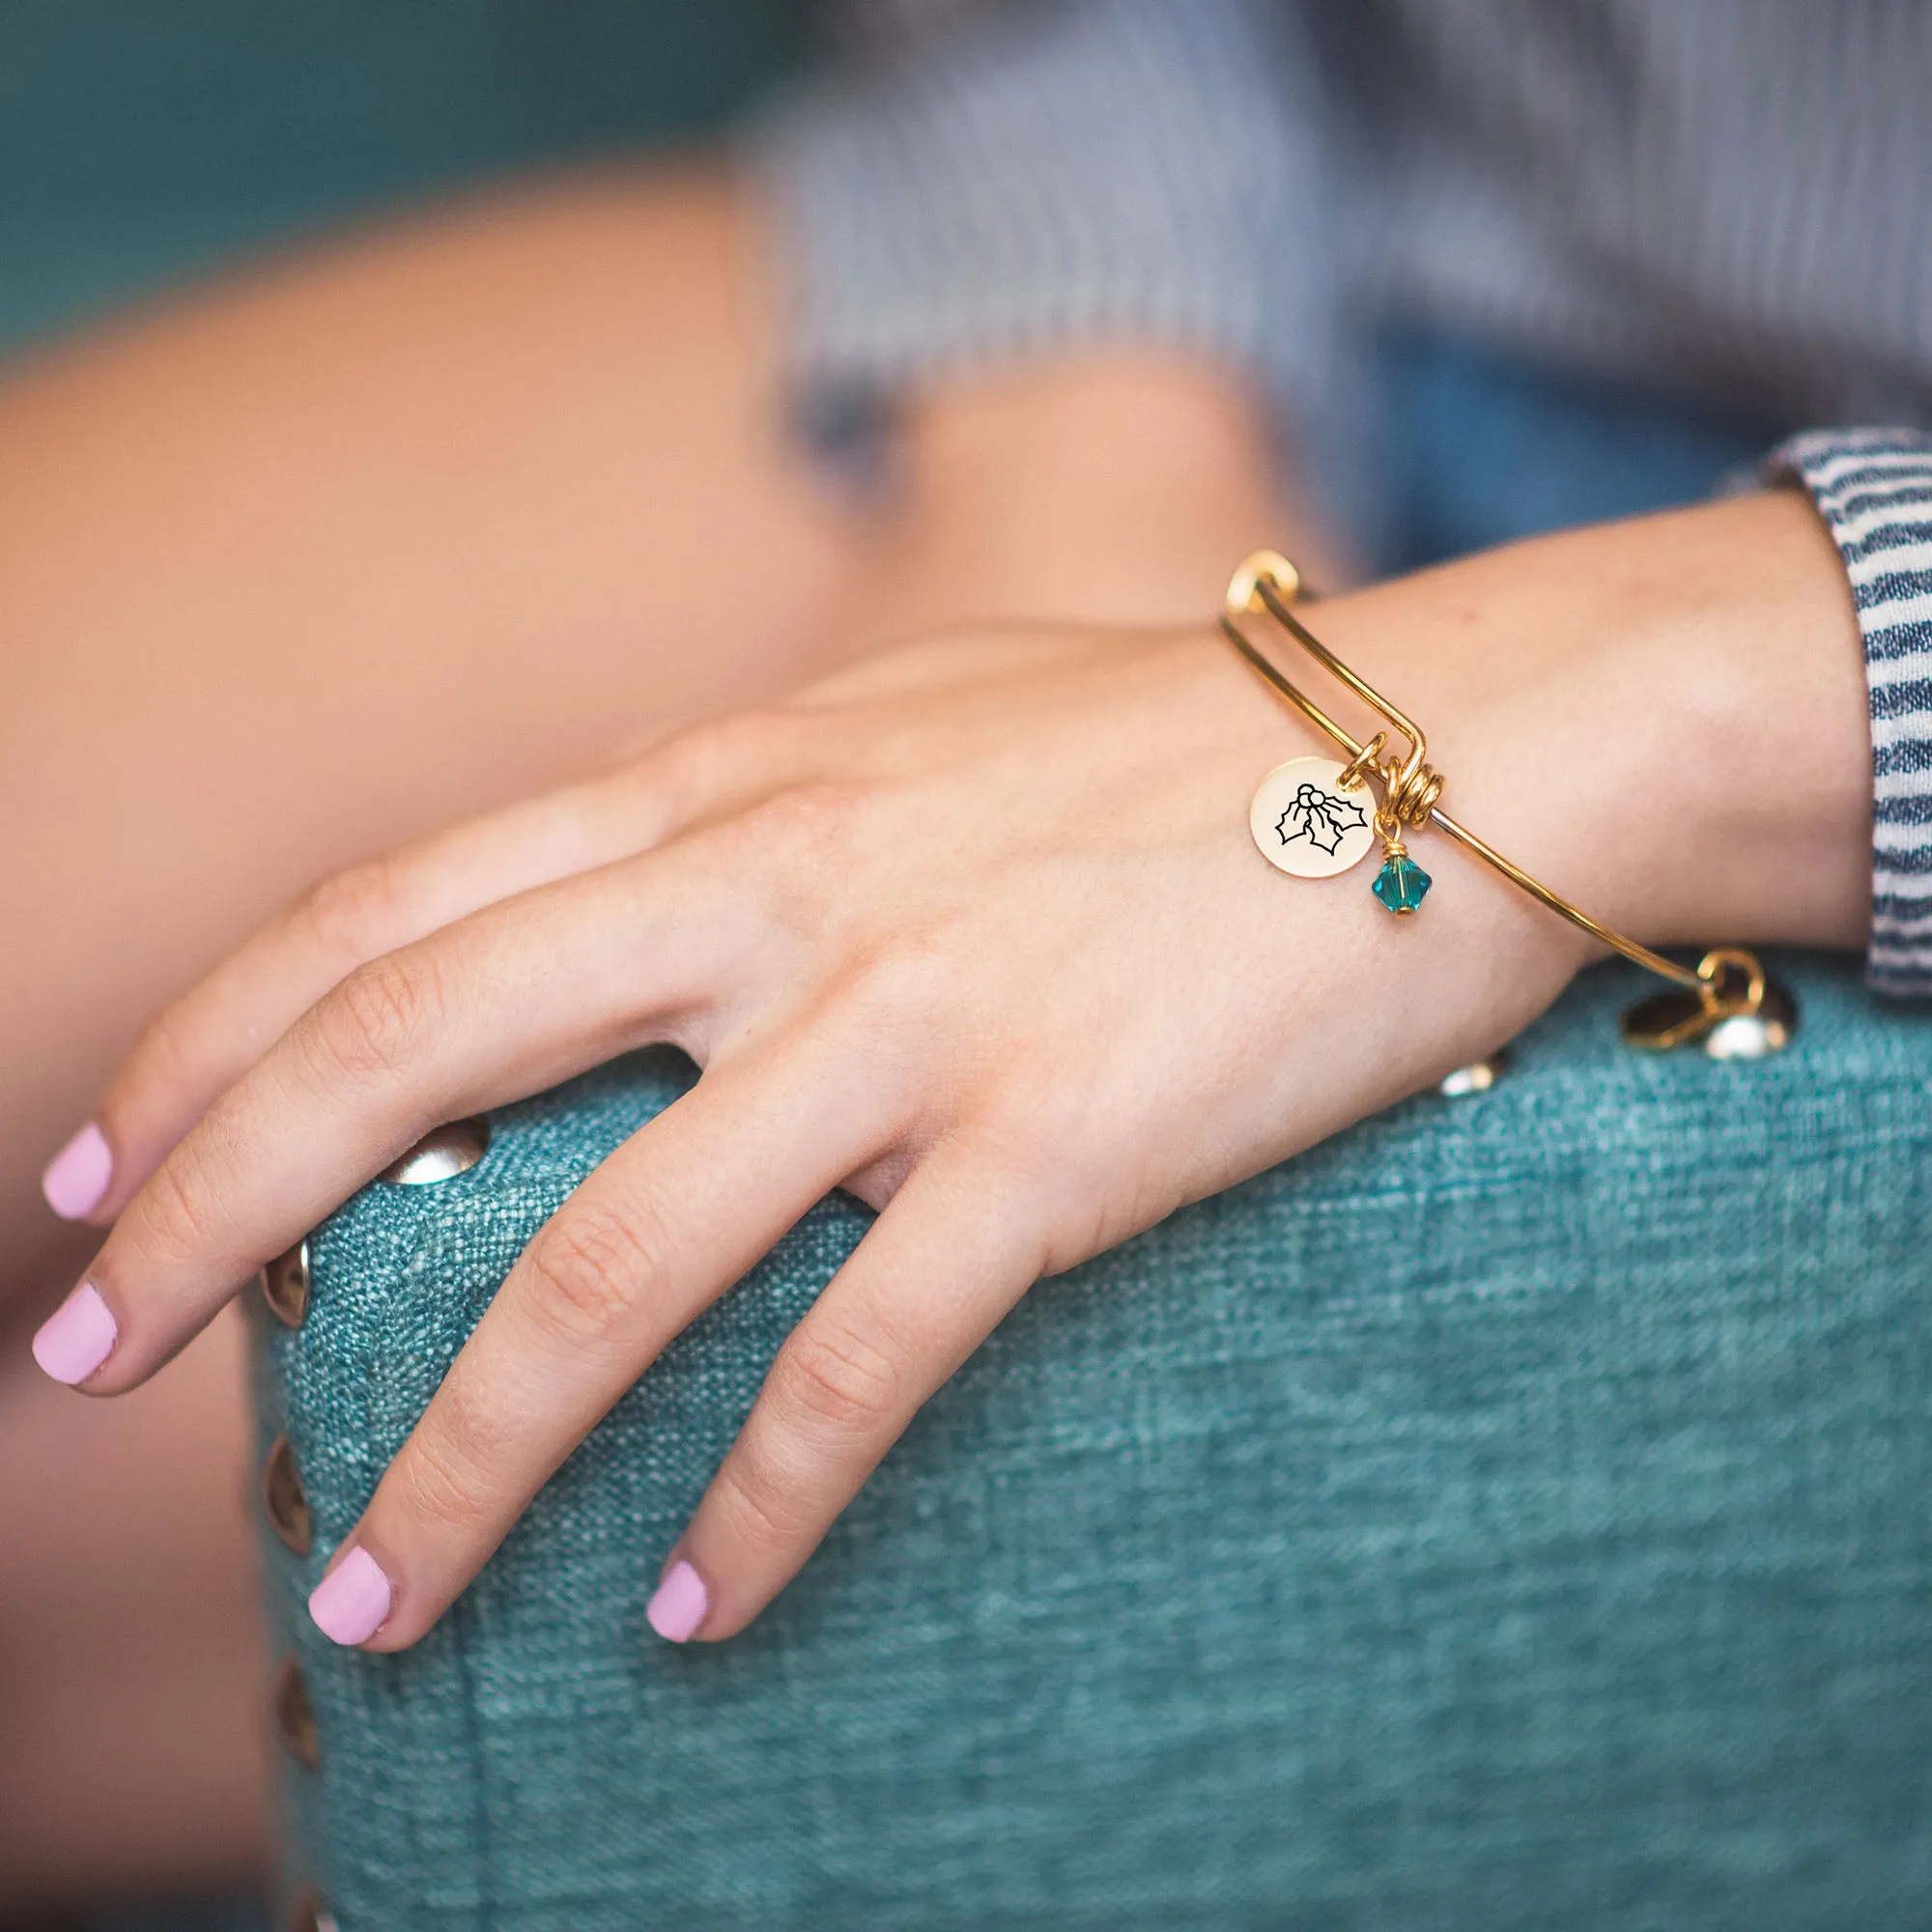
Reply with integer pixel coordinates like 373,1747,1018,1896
308,1548,392,1647
646,1559,708,1643
42,1123,112,1220
32,1283,118,1385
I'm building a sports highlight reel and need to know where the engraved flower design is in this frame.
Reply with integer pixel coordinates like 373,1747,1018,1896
1275,781,1367,857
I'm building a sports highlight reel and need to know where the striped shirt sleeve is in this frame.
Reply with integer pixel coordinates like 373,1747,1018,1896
746,0,1337,437
1768,429,1932,997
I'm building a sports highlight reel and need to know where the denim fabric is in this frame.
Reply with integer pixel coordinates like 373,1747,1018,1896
260,955,1932,1930
1362,331,1779,577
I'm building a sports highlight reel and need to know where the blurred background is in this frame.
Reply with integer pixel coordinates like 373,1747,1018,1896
1,6,1846,1926
0,0,809,360
2,12,810,1929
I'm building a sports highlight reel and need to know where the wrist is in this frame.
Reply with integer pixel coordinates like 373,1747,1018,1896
1298,494,1871,967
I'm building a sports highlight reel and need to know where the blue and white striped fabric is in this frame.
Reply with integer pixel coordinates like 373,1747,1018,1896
752,0,1932,995
1773,432,1932,997
756,2,1932,437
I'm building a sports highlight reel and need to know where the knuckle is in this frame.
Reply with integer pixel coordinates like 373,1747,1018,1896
311,950,446,1081
731,781,866,880
124,1003,197,1096
395,1424,496,1537
839,933,959,1031
294,860,407,964
518,1201,668,1350
714,1442,819,1558
773,1316,901,1439
693,707,795,774
135,1151,226,1263
656,709,795,810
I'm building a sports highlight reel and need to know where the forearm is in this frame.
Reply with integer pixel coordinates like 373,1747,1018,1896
825,351,1346,657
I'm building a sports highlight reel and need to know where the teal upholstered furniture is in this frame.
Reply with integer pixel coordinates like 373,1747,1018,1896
256,955,1932,1929
15,13,1928,1925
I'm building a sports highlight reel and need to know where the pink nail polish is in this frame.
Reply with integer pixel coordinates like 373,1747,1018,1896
42,1123,112,1220
647,1559,708,1643
32,1283,117,1385
308,1548,392,1647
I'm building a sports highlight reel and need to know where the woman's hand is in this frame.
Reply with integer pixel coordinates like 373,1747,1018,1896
31,492,1868,1647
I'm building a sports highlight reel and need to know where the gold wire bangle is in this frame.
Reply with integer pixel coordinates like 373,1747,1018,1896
1220,549,1768,1022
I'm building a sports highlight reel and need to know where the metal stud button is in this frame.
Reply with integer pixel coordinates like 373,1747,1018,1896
260,1239,311,1328
1702,1000,1798,1059
272,1656,321,1771
382,1116,490,1184
1621,977,1798,1058
262,1433,313,1557
1439,1052,1507,1097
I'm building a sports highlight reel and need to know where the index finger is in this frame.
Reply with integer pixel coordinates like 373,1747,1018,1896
49,709,812,1227
33,845,744,1395
50,768,672,1230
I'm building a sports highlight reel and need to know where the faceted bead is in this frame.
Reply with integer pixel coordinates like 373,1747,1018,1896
1373,852,1432,914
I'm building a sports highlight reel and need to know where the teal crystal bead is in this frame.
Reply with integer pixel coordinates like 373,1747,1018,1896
1372,851,1432,914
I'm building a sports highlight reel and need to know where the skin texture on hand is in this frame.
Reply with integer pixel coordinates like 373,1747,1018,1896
31,490,1868,1651
0,172,1293,1899
1292,491,1871,956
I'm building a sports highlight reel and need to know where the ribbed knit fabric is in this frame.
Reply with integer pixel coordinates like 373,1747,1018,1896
753,0,1340,427
1770,430,1932,997
755,2,1932,436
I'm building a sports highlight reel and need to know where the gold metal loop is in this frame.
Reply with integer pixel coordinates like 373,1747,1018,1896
1335,735,1385,793
1225,549,1301,614
1695,947,1767,1016
1221,551,1773,1021
1249,574,1439,824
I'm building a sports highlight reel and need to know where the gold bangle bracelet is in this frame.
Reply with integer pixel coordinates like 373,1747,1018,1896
1220,550,1794,1057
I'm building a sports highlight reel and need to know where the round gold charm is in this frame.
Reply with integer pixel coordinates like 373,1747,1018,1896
1249,757,1377,879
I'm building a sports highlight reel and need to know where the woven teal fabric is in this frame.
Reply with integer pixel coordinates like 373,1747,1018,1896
257,954,1932,1930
